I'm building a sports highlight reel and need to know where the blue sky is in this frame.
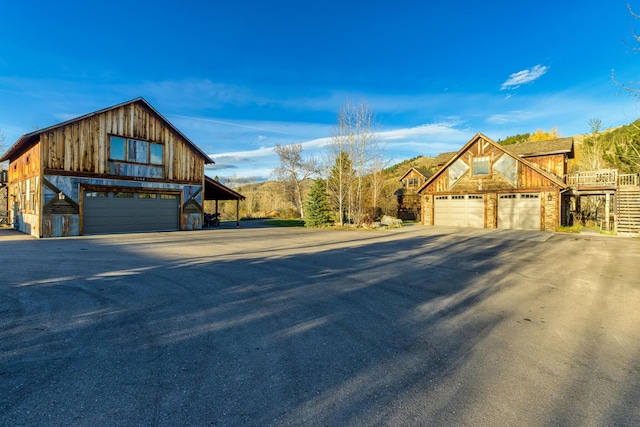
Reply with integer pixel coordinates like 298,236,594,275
1,1,639,181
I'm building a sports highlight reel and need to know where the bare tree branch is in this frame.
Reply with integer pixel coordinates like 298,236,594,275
273,143,319,219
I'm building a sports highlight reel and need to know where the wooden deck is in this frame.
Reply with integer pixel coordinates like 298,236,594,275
566,170,639,191
565,170,640,235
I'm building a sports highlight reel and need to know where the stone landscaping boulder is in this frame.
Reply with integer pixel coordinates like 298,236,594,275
380,215,403,228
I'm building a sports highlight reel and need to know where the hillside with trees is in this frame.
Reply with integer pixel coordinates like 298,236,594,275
209,120,639,224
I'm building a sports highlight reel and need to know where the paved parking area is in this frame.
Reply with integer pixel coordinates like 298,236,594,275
1,225,639,426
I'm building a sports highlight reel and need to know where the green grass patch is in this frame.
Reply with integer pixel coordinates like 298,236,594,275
556,225,582,233
263,219,306,227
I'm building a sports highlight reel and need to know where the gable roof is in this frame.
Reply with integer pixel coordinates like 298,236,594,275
0,98,214,164
399,166,432,181
433,151,457,166
505,137,574,158
418,133,567,193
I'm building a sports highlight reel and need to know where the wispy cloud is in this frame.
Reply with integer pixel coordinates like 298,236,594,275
500,65,549,90
205,120,475,180
486,110,538,125
168,114,304,137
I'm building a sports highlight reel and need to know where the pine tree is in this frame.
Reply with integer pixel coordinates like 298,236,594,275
304,178,332,227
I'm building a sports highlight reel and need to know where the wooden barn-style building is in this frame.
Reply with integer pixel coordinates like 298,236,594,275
418,133,574,231
0,98,217,237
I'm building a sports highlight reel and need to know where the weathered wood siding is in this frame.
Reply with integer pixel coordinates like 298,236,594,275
8,142,40,183
402,169,427,192
524,154,565,178
6,143,42,236
40,102,204,182
422,140,558,194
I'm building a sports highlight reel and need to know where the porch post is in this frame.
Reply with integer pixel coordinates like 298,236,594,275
236,199,240,228
605,193,610,232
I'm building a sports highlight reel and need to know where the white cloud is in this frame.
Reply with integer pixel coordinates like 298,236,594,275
500,65,549,90
379,121,463,141
206,120,477,180
486,110,538,125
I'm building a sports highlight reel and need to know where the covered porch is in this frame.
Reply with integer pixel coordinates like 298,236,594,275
204,176,245,227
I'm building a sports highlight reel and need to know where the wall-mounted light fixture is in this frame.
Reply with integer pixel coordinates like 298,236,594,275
547,193,553,201
59,192,65,200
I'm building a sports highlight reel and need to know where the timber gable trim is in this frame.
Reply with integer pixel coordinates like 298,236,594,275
417,133,568,194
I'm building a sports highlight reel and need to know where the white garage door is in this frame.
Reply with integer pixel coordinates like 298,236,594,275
434,195,484,227
498,193,541,230
83,190,180,234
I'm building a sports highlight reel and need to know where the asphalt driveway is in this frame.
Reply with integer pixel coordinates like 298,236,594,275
1,225,639,426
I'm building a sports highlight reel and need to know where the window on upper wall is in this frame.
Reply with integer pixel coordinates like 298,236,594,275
150,143,163,165
472,156,490,177
109,135,164,166
110,136,126,161
449,159,469,186
494,154,517,185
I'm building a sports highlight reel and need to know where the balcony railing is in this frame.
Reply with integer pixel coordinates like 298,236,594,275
619,173,639,187
566,170,640,188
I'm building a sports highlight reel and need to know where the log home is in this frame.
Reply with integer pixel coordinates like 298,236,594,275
418,133,573,231
0,98,214,237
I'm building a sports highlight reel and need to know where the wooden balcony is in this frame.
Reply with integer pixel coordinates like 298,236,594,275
566,170,639,191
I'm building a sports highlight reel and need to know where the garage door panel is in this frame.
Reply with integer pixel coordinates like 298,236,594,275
498,193,540,230
83,191,180,234
434,195,484,228
434,196,450,226
449,196,466,226
466,196,484,228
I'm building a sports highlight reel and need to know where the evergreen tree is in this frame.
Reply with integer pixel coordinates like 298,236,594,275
304,178,332,227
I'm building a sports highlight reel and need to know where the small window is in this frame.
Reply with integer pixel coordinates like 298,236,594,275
114,192,134,198
110,136,126,161
150,143,163,165
86,191,108,198
160,194,178,200
138,193,157,199
128,139,149,163
473,156,490,176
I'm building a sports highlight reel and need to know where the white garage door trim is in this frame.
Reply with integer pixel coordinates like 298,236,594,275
498,193,541,230
83,189,180,234
434,194,484,227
